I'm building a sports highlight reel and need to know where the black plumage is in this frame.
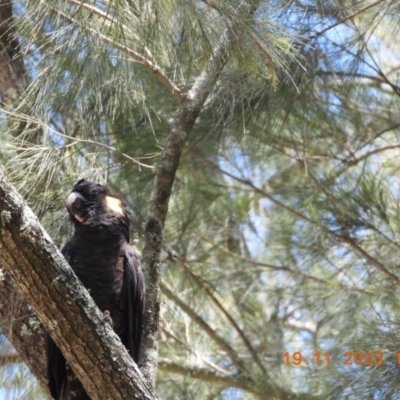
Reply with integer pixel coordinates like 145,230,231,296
47,179,144,400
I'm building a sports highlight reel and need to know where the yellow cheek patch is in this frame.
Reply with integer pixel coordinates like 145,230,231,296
105,196,124,216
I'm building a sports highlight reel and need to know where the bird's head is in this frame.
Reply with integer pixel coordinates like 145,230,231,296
66,179,130,239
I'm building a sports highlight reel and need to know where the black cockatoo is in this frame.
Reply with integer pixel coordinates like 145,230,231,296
47,179,144,400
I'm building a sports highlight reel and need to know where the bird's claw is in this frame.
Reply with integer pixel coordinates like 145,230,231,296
102,310,114,328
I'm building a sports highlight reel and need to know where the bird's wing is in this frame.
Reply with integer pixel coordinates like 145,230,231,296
123,244,145,363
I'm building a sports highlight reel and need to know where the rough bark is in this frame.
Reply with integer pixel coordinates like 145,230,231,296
0,0,28,105
140,0,260,386
0,171,159,400
0,1,52,394
0,272,50,394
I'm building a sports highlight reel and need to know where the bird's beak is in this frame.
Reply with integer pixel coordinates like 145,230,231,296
66,192,85,223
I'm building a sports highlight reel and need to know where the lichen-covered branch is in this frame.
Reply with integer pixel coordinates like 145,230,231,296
0,272,50,393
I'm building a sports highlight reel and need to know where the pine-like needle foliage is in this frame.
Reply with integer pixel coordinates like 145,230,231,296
1,0,400,399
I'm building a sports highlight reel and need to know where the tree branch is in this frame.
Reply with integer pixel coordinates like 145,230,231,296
0,351,20,366
161,325,229,375
158,359,250,390
158,359,320,400
0,0,29,105
341,143,400,166
175,257,267,374
160,282,244,370
197,155,400,284
0,271,50,393
140,0,263,385
46,3,184,103
1,108,154,170
315,69,400,88
309,0,385,41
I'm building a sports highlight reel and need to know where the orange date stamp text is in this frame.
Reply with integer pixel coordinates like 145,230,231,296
283,351,388,366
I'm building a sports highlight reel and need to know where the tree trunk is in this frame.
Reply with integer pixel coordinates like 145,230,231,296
0,0,28,105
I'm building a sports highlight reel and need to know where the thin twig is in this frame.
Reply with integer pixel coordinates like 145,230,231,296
162,325,229,375
47,5,184,103
194,153,400,284
207,239,372,294
315,69,400,92
160,281,245,371
0,352,20,367
158,358,320,400
158,359,251,391
176,257,267,374
309,0,385,41
2,108,154,169
342,143,400,166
